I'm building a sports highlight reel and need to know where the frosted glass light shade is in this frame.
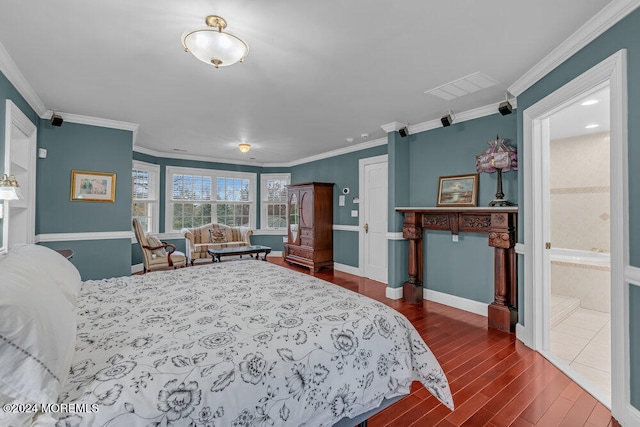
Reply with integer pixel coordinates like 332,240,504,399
182,17,248,68
0,174,21,200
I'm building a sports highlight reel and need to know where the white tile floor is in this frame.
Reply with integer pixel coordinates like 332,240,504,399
550,295,611,394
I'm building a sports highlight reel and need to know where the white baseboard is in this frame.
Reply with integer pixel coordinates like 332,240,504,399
131,263,144,274
424,288,488,317
623,403,640,427
334,262,361,276
515,323,531,347
267,251,282,257
386,286,403,300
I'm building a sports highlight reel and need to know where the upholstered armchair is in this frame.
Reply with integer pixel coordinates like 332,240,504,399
133,218,186,273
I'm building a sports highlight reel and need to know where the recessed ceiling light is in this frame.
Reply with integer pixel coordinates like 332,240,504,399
585,123,600,129
581,99,599,106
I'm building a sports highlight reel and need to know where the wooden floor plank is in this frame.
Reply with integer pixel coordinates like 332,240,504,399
519,370,571,424
264,259,616,427
559,391,598,427
535,396,574,426
586,402,616,426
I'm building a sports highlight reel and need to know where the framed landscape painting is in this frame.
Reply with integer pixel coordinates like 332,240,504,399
436,173,479,207
70,170,116,202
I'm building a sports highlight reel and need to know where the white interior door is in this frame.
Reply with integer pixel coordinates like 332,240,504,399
360,155,388,283
524,50,629,420
542,84,612,404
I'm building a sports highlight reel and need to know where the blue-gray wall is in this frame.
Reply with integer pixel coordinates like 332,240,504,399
406,113,517,302
386,113,517,295
290,144,388,267
36,121,133,279
515,7,640,409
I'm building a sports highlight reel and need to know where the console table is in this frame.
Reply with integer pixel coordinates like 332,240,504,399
395,207,518,333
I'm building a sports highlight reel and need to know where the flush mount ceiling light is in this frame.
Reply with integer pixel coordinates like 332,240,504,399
238,143,251,153
182,15,249,69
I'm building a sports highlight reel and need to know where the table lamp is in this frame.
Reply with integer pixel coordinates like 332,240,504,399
476,136,517,206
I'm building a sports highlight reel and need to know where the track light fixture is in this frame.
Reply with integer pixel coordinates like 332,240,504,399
498,94,513,115
441,111,454,127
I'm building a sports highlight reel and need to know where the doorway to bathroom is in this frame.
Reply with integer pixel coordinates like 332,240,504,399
546,85,611,404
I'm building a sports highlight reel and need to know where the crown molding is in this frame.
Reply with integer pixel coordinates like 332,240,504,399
408,99,517,135
380,121,406,133
133,145,279,167
508,0,640,96
287,137,388,167
135,136,389,168
41,109,139,141
0,41,47,116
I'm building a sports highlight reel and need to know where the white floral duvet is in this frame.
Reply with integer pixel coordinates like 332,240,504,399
55,261,453,426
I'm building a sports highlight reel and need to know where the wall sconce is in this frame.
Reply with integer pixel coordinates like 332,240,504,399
0,174,22,200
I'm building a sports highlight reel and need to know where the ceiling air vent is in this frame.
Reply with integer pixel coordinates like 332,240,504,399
425,72,498,101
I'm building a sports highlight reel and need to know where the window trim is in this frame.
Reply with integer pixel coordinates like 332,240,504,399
260,173,291,231
165,165,257,233
132,160,160,239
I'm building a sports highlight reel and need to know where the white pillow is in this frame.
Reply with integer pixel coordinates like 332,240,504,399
0,254,77,406
9,244,82,307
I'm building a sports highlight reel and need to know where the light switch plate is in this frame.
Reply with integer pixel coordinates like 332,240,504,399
351,210,358,217
38,148,47,158
339,195,345,206
452,235,459,242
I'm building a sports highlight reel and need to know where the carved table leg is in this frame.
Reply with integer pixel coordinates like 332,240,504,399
402,213,423,303
488,213,517,332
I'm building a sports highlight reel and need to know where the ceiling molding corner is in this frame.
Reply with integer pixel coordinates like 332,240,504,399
508,0,640,96
42,109,139,136
0,41,47,116
380,121,405,133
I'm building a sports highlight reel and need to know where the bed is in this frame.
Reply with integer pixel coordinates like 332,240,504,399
0,245,453,426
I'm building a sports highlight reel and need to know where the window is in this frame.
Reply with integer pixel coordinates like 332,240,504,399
132,161,160,234
166,166,256,232
260,174,290,230
216,176,251,227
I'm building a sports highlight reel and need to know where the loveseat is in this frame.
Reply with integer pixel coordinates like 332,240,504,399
181,223,253,265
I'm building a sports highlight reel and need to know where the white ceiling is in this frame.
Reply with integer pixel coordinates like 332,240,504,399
550,86,610,140
0,0,611,164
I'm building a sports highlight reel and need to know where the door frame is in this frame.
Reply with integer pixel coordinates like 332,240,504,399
522,50,629,419
358,154,388,281
2,100,37,253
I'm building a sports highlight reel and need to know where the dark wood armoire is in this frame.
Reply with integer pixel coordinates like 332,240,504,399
284,182,334,273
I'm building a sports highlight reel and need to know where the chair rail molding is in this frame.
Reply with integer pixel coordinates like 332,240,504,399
36,231,134,242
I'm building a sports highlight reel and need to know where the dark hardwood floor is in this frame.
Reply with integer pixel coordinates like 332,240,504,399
266,258,620,427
